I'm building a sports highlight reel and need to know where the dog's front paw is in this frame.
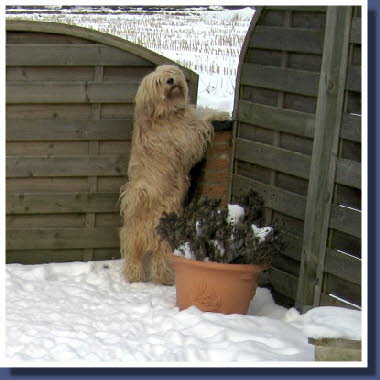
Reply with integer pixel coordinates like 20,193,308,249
212,110,231,121
195,107,231,122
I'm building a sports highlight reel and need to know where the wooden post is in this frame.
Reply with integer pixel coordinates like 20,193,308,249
296,7,353,312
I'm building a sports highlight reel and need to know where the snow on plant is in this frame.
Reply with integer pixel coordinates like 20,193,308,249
157,190,285,265
227,204,245,225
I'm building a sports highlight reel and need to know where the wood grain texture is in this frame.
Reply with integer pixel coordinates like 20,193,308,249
6,44,153,66
232,6,361,310
7,227,119,250
7,192,119,214
7,119,133,141
7,82,139,104
296,7,353,310
7,155,129,178
250,26,325,54
6,20,200,265
240,63,320,97
234,138,311,180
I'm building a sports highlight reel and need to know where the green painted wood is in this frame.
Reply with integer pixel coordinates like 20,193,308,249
7,227,119,250
240,63,320,97
250,26,325,54
6,155,128,177
296,7,354,311
6,82,139,104
6,119,133,141
6,192,120,214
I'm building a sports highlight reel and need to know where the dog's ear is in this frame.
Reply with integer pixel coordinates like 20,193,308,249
134,76,156,121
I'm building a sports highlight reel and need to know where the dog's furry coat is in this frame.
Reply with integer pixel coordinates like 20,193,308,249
120,65,225,285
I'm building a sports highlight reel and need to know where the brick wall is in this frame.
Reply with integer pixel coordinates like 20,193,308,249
188,122,233,205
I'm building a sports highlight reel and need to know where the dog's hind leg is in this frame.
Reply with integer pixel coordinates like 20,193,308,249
120,224,146,283
150,239,175,285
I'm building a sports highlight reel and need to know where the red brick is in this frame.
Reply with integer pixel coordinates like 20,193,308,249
208,141,232,154
201,170,231,184
213,131,233,143
198,184,229,198
204,156,231,171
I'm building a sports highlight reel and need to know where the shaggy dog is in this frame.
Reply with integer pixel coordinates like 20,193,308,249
119,65,226,285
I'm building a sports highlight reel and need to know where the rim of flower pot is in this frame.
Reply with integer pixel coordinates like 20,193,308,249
167,252,268,272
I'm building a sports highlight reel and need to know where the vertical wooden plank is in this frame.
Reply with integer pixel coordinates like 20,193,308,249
296,7,353,311
83,65,103,262
266,10,292,225
229,7,264,202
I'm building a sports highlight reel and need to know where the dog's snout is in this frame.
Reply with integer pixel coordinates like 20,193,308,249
166,78,174,85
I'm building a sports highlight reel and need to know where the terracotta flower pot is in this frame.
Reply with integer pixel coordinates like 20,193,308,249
168,253,267,315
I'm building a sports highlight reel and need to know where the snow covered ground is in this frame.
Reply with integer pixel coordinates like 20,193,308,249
6,6,255,113
5,259,361,365
4,6,364,367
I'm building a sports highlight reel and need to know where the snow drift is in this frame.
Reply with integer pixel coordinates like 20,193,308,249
6,259,361,363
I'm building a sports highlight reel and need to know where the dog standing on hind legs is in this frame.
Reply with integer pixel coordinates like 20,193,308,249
119,64,228,285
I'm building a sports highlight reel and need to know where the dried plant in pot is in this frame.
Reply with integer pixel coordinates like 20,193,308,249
156,190,284,315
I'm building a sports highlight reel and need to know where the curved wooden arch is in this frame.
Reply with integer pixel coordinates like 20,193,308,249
6,19,199,99
6,19,202,264
232,6,263,120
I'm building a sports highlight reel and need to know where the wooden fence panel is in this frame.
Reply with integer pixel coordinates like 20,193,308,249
231,6,362,310
296,6,354,311
320,6,362,309
6,20,198,264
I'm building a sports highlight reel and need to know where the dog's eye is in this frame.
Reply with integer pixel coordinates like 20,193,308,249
166,78,174,85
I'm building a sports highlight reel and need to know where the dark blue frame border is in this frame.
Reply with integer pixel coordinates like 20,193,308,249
1,1,378,378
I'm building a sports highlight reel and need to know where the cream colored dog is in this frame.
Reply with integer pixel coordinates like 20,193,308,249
119,65,227,285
